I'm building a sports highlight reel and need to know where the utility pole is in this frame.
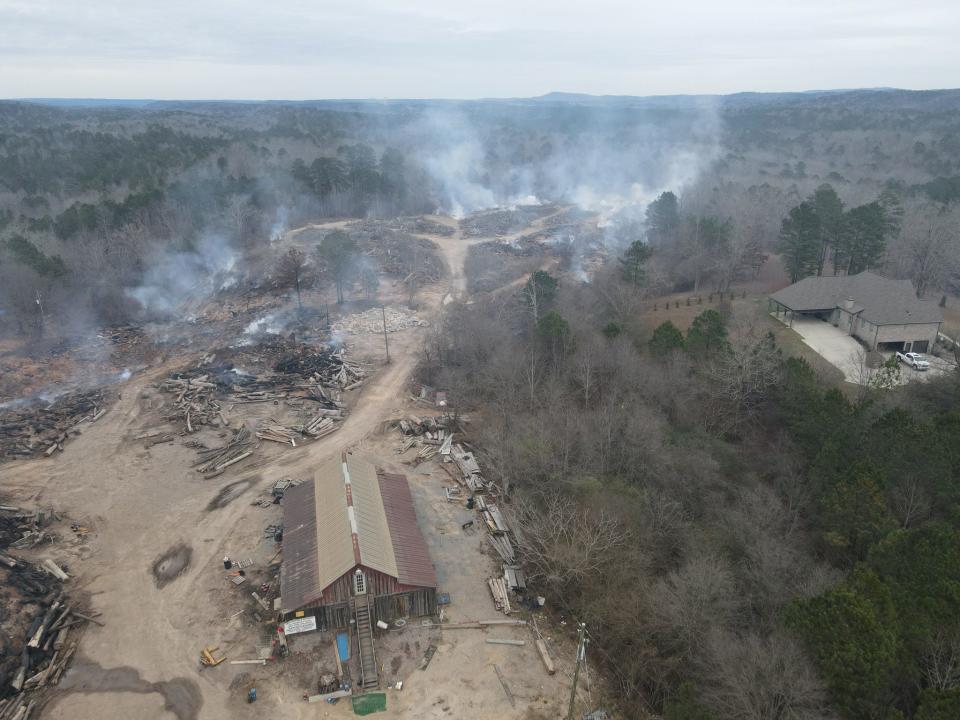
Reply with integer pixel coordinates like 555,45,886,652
566,622,587,720
381,306,391,364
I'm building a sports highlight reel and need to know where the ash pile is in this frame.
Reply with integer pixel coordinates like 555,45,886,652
0,390,110,464
0,506,100,715
332,306,428,335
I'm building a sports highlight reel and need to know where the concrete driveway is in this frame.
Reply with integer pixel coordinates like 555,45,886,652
786,316,867,382
781,315,950,384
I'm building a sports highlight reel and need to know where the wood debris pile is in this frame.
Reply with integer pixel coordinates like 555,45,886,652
332,307,428,336
0,508,98,716
159,375,223,433
345,223,447,279
158,342,366,435
193,427,255,477
0,390,108,463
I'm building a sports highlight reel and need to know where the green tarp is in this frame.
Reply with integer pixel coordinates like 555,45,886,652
352,693,387,715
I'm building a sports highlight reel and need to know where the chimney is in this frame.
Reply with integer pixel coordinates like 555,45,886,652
843,297,855,311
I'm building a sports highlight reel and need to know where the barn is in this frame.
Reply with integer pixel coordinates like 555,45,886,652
769,271,943,353
280,452,437,630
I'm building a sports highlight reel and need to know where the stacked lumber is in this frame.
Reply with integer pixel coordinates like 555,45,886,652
0,389,108,462
255,422,298,447
451,444,486,490
193,427,255,476
488,577,512,615
488,535,516,564
301,415,340,439
476,496,510,534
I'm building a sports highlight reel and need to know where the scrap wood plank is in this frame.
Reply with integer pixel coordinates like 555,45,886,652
535,637,556,675
486,639,525,646
493,664,515,707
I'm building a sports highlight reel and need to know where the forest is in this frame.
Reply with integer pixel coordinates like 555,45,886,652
418,264,960,720
2,89,960,718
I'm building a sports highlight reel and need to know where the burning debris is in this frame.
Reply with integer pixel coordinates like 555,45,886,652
459,205,558,238
332,306,428,335
0,390,109,463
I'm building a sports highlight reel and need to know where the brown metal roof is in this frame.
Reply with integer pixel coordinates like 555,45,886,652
378,472,438,589
279,479,321,612
281,456,434,612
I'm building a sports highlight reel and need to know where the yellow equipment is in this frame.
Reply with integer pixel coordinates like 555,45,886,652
201,646,225,667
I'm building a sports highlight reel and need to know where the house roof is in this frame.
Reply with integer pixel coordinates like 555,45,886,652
281,454,436,612
770,271,942,326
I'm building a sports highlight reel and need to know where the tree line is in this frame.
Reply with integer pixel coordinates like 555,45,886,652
417,257,960,719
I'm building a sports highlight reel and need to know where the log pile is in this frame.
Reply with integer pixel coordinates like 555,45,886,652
0,390,108,463
192,427,255,477
159,376,222,433
0,510,96,716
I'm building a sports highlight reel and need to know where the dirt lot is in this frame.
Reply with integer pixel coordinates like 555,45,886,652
0,214,593,719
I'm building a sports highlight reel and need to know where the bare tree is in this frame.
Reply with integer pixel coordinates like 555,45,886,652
921,630,960,692
274,247,310,312
700,629,830,720
512,494,630,606
702,321,782,436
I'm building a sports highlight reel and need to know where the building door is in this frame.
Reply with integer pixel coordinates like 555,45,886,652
913,340,929,353
353,569,366,596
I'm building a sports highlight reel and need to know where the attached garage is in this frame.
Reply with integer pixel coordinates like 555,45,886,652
769,271,942,352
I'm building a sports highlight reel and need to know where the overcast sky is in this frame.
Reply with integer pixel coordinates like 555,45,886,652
1,0,958,99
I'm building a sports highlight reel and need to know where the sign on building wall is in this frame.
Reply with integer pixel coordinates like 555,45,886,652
283,616,318,635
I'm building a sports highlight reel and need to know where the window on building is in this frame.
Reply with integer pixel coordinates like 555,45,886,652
354,569,366,595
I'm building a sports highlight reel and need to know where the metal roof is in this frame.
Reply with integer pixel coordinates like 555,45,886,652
281,455,434,612
770,271,942,326
379,472,438,589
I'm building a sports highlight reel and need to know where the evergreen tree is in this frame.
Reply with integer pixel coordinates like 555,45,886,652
646,191,680,245
779,202,821,282
649,321,685,357
619,240,653,286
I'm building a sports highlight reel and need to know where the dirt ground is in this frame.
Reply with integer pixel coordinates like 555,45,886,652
0,213,597,720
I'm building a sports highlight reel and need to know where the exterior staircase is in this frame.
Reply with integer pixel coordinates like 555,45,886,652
353,596,379,690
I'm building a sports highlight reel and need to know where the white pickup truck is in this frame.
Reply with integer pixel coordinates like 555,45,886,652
896,351,930,370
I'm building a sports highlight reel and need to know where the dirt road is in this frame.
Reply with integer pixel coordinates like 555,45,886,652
2,214,576,719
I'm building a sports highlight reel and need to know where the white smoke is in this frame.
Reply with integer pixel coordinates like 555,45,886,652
127,233,238,314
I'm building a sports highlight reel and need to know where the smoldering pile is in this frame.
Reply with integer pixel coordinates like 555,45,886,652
388,216,455,237
0,390,109,463
332,306,428,335
459,205,558,238
345,221,447,280
0,506,99,715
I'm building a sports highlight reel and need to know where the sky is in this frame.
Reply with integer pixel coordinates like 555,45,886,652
1,0,958,100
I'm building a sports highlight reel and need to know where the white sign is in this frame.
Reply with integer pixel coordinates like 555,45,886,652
283,616,317,635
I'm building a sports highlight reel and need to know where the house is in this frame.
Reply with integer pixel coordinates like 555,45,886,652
769,271,943,352
280,452,437,629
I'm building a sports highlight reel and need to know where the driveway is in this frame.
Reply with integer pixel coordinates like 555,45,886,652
785,316,867,382
780,315,951,385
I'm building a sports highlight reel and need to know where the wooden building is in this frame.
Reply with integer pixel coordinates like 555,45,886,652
280,452,437,629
